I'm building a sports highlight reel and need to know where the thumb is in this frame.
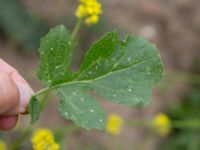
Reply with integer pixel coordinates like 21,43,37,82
0,73,33,115
14,80,33,114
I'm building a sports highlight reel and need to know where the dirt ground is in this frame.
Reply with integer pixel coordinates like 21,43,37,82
0,0,200,149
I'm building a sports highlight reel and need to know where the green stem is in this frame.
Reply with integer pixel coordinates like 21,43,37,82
33,79,91,99
167,70,200,85
33,87,50,97
11,125,32,150
71,18,82,43
40,91,51,111
172,120,200,129
127,119,200,130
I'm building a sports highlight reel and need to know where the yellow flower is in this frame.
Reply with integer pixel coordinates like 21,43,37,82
75,0,102,25
0,140,8,150
31,128,60,150
75,5,87,18
152,113,171,136
106,113,124,135
85,15,99,25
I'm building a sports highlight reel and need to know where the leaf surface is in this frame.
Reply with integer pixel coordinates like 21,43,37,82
37,25,73,86
33,25,163,130
56,83,106,130
29,97,41,124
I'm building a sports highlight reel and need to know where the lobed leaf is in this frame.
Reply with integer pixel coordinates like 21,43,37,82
56,83,106,130
31,25,163,130
37,25,73,86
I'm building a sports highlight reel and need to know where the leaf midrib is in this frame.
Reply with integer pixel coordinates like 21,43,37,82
58,90,79,111
51,55,157,90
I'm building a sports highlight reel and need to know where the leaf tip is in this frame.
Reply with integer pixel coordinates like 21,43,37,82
29,96,41,124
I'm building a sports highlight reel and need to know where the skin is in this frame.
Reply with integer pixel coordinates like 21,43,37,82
0,59,33,131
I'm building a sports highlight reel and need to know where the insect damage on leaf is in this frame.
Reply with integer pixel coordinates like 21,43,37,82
30,25,163,130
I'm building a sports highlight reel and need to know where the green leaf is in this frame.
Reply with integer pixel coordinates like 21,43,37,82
29,96,41,124
33,25,163,130
56,84,106,130
37,25,73,86
76,32,163,106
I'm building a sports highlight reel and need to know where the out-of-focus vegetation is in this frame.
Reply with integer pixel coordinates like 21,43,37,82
158,59,200,150
0,0,112,57
0,0,48,51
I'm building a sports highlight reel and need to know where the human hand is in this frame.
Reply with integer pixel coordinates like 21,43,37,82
0,59,33,130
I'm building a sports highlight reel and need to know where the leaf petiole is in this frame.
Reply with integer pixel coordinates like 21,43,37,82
33,87,51,98
33,79,92,99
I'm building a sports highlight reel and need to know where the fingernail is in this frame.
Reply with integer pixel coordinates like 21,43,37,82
15,81,33,113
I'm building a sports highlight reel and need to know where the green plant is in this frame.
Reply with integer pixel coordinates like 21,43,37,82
157,87,200,150
28,0,163,131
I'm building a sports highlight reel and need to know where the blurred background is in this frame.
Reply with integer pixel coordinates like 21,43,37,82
0,0,200,150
